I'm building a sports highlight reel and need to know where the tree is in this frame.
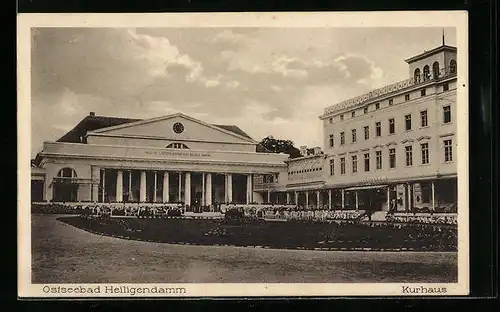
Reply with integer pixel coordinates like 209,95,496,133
259,136,302,158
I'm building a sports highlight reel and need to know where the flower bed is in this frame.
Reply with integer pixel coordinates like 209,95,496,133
58,215,457,251
386,213,457,225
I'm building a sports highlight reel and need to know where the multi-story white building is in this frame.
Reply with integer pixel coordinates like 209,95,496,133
31,42,458,215
254,42,458,214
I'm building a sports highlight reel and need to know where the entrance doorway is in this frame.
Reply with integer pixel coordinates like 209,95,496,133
53,183,78,202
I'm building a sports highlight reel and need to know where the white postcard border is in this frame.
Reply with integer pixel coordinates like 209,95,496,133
17,11,470,298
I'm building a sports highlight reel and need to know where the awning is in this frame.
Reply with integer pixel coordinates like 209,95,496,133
345,185,388,191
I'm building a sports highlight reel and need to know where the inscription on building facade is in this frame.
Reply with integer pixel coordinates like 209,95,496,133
144,150,211,157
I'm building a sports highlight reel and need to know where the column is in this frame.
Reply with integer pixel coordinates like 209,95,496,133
206,173,212,207
246,174,253,204
201,173,205,206
341,189,345,209
185,172,191,207
163,172,169,203
328,189,332,210
294,191,298,205
407,183,412,212
316,190,320,208
286,192,290,205
386,186,390,211
431,181,436,211
178,172,182,202
91,166,99,202
267,190,271,203
355,191,359,211
128,170,132,202
140,171,146,202
116,170,123,203
305,192,309,209
153,171,157,203
227,173,233,203
101,169,106,202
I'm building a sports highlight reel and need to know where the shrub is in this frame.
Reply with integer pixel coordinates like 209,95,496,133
167,208,182,217
225,208,244,220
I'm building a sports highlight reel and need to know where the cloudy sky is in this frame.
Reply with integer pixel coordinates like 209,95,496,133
31,27,456,157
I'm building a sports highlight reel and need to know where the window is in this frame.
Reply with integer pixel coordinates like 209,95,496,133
420,110,428,127
389,99,394,106
405,145,413,166
57,167,77,178
423,65,430,81
329,117,333,124
329,134,334,147
340,114,344,121
329,159,334,175
364,126,370,140
364,153,370,172
432,61,440,79
443,83,449,91
405,114,412,131
351,129,357,143
421,143,429,164
340,132,345,145
375,103,380,110
443,105,451,123
404,93,410,101
166,142,189,149
421,89,426,96
450,59,457,74
363,106,368,114
376,151,382,170
389,118,395,134
352,155,358,173
375,122,381,137
414,68,421,82
389,148,396,168
340,157,346,175
351,111,356,118
444,139,453,162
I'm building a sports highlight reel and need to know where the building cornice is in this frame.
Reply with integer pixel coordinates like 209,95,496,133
320,71,457,119
41,153,287,168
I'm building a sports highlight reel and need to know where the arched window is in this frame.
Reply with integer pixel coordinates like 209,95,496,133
432,61,440,79
423,65,430,81
414,68,421,83
57,167,77,178
449,59,457,74
166,143,189,149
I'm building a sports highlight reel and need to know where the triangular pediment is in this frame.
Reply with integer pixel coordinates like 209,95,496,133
87,113,257,144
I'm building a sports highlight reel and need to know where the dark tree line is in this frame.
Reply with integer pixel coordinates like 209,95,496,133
259,136,302,159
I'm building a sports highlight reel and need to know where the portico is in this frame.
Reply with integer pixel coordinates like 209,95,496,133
97,168,255,210
34,112,288,209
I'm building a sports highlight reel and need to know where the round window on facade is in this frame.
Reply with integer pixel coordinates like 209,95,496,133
173,122,184,134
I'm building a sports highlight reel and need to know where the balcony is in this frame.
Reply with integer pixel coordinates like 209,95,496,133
322,67,457,116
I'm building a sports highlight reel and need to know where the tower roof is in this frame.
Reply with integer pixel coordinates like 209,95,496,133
404,45,457,64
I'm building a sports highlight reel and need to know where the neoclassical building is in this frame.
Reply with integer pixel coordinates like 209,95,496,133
31,113,288,210
31,42,458,215
252,42,458,215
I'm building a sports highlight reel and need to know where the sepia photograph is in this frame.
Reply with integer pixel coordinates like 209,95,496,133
18,12,469,297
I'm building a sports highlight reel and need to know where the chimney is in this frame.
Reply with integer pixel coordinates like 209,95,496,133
299,145,308,157
89,112,95,117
